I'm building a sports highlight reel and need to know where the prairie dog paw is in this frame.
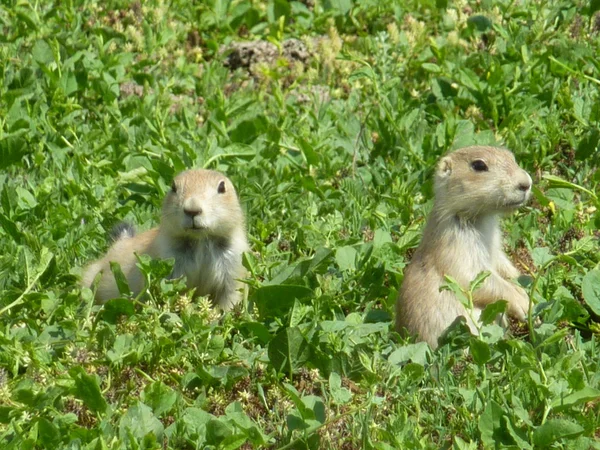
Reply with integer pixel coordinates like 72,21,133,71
507,288,529,321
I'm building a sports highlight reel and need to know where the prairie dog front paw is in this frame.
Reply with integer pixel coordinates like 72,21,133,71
506,286,529,321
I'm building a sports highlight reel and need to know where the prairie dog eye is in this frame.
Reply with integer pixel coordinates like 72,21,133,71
217,180,226,194
171,181,177,193
470,159,488,172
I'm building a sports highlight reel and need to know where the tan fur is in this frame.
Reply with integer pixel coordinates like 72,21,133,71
81,169,249,310
395,146,532,348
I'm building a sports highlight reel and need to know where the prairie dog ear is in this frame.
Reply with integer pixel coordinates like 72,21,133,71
437,156,453,178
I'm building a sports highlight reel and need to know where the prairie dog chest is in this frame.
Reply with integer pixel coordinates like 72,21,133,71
446,218,498,276
168,238,234,295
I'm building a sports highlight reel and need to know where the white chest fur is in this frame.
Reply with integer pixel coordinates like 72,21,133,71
160,236,237,296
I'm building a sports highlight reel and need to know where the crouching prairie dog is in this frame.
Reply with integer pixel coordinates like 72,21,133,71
395,146,533,348
82,169,249,310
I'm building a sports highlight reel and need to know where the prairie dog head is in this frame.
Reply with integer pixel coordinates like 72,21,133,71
161,169,244,239
434,146,532,218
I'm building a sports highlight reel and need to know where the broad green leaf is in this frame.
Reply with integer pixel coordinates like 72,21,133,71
252,284,312,319
119,402,164,442
550,386,600,411
302,395,326,423
178,407,212,440
451,120,476,149
268,326,310,374
220,435,248,450
469,271,491,292
16,9,39,31
289,299,307,327
503,416,531,450
15,187,37,210
441,275,470,309
12,388,36,407
335,245,357,271
106,334,134,363
286,410,310,432
453,436,478,450
109,262,132,296
101,298,136,323
329,372,352,405
6,101,30,130
69,367,107,414
32,40,54,65
539,328,570,347
479,323,505,344
422,63,441,73
206,418,233,445
0,406,14,424
531,247,554,268
533,419,584,447
225,402,268,445
196,365,248,387
298,139,319,166
479,300,508,325
206,334,225,359
373,229,392,248
0,134,28,169
36,417,61,448
282,383,304,410
60,71,78,96
469,337,491,365
0,212,24,243
388,342,429,366
239,321,271,344
403,363,426,381
267,0,291,23
348,66,376,83
323,0,352,14
467,15,492,31
581,269,600,315
543,176,597,200
576,129,600,160
478,400,510,448
141,382,177,417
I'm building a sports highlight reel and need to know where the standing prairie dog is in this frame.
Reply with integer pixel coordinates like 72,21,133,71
395,146,533,348
82,169,249,310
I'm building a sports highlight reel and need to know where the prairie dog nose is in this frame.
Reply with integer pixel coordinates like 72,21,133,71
516,172,532,192
183,198,204,217
184,206,202,218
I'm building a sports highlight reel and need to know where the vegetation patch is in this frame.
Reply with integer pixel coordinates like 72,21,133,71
0,0,599,448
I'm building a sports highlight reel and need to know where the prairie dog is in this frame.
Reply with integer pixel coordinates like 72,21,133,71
82,169,249,310
395,146,532,348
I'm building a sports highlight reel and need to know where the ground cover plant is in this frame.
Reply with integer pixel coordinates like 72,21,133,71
1,0,600,448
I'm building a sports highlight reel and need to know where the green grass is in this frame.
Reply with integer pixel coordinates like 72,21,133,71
1,0,600,448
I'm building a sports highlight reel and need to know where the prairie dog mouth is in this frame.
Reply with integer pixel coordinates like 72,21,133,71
188,225,208,231
503,199,526,208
